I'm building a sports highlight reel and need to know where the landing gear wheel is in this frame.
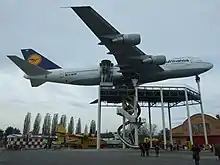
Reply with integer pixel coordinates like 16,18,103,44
130,73,140,81
195,75,200,83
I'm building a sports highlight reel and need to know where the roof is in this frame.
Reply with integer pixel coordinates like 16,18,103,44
172,113,220,130
182,113,219,125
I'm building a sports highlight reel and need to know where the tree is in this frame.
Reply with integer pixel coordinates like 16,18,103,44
4,127,21,136
89,120,96,134
23,112,31,135
5,127,14,136
60,114,67,129
51,113,59,135
0,129,4,140
75,118,81,134
32,113,41,135
84,124,88,134
14,128,21,134
138,123,158,136
151,124,158,136
158,128,170,140
68,117,74,134
42,113,51,135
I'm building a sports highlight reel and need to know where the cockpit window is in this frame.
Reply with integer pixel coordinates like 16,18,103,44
189,57,203,62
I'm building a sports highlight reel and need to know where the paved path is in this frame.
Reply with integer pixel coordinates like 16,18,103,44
0,149,219,165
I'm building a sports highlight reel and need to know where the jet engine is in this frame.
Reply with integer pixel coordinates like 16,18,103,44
142,55,166,65
111,34,141,45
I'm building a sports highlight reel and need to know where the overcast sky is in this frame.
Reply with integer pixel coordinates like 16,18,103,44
0,0,220,133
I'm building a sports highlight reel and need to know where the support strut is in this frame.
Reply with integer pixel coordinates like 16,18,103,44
195,75,208,145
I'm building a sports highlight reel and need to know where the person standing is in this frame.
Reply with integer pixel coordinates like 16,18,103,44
192,144,201,165
155,143,160,157
143,141,150,156
139,142,145,156
170,143,173,151
214,143,220,160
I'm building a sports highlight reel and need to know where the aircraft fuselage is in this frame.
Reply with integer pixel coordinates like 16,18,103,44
24,57,213,86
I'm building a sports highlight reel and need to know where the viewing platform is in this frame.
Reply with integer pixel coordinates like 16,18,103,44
90,85,201,108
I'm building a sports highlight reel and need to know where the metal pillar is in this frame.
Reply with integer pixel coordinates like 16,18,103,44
132,78,139,146
195,75,208,145
168,104,173,145
97,85,101,150
185,88,193,145
122,116,126,149
97,60,113,150
160,87,166,149
148,102,153,148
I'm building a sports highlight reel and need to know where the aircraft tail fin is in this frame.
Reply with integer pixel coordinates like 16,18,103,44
21,49,62,70
7,55,51,76
30,79,46,87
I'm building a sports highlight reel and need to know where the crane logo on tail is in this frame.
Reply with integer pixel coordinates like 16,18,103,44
28,54,42,65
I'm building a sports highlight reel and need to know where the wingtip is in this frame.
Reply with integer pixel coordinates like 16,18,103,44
60,5,91,9
6,55,14,58
60,6,72,9
6,55,17,61
70,6,92,10
20,48,32,52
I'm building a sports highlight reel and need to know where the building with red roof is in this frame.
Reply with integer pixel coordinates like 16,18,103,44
172,113,220,145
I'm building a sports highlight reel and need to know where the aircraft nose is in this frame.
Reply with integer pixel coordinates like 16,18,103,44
206,62,213,70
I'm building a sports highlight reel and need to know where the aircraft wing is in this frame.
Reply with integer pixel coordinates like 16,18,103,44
71,6,164,78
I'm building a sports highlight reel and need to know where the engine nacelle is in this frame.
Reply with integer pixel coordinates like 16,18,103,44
142,55,166,65
111,34,141,45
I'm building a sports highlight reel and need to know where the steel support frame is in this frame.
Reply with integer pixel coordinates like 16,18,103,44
100,99,201,108
132,78,139,146
96,85,201,150
167,103,173,146
185,88,193,145
97,85,101,150
148,102,153,148
160,87,167,149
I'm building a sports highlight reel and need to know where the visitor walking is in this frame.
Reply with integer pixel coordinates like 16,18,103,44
192,144,201,165
155,143,160,157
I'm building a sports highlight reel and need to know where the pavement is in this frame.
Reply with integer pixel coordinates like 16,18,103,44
0,148,219,165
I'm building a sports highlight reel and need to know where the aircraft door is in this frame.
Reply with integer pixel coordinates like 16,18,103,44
100,60,113,83
60,71,65,78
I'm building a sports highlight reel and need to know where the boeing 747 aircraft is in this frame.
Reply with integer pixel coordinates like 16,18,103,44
7,6,213,87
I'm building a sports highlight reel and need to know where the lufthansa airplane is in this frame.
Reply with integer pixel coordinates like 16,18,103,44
7,6,213,87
